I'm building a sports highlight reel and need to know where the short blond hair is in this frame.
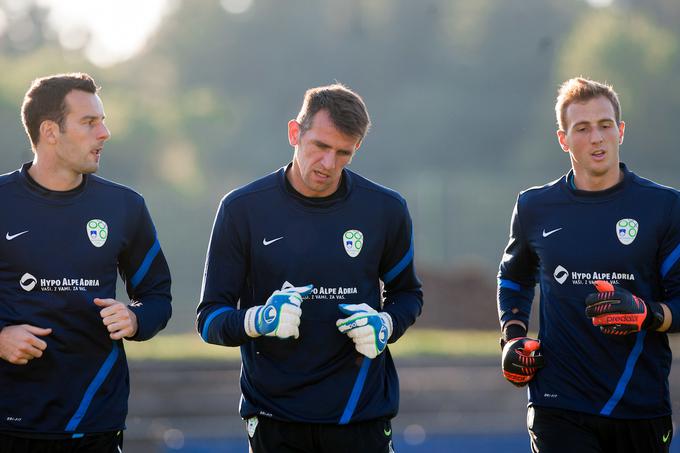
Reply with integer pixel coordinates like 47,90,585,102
555,77,621,131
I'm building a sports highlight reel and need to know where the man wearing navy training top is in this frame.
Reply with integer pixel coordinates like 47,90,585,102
0,73,172,452
498,77,678,452
198,84,422,453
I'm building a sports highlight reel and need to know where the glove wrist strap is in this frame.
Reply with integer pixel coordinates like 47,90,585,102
379,312,393,340
643,301,665,331
500,323,527,349
244,306,262,338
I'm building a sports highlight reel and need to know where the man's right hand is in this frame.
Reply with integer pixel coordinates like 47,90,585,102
0,324,52,365
501,336,544,387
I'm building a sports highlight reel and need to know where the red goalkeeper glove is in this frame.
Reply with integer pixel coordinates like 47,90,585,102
585,280,664,335
501,324,544,387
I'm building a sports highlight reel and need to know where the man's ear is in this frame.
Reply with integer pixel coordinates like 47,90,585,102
557,129,569,152
288,119,301,147
39,120,60,145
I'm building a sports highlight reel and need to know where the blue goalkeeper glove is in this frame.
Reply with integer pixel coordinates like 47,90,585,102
336,303,393,359
245,283,314,339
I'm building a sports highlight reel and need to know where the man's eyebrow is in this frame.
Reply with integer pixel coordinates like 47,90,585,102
571,118,614,128
79,114,105,121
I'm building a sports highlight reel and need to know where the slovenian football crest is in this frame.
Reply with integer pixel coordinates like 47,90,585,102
343,229,363,258
616,218,638,245
87,219,108,247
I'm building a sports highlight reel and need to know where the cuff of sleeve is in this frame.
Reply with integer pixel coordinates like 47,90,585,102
125,297,171,342
499,311,530,330
244,306,262,338
379,312,393,340
126,304,148,341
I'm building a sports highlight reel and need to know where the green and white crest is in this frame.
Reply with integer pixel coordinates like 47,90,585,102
86,219,108,247
343,229,363,258
616,218,638,245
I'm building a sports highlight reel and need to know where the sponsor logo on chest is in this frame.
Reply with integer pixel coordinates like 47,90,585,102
19,272,100,292
308,286,358,301
552,265,635,286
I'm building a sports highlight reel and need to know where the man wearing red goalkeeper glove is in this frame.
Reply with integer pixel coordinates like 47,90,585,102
497,77,680,453
585,280,669,335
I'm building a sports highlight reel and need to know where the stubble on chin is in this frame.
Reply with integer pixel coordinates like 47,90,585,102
81,163,99,175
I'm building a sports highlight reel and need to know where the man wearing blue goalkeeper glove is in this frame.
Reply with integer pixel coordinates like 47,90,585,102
497,77,679,453
197,84,422,453
336,304,393,359
245,284,313,339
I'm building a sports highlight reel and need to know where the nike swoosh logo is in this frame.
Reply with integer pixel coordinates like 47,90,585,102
6,230,29,241
262,236,284,246
542,228,562,238
663,430,671,443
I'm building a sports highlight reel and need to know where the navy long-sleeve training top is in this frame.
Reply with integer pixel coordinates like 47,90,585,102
197,165,422,424
498,163,680,419
0,163,172,436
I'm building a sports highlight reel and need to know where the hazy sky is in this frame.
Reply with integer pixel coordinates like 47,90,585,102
34,0,257,67
36,0,175,66
4,0,612,67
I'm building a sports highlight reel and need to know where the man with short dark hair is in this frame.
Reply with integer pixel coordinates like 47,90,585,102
498,77,679,452
0,73,172,452
198,83,422,453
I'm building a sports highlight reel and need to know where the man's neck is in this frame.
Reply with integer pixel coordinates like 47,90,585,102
286,162,340,198
572,167,623,192
28,158,83,191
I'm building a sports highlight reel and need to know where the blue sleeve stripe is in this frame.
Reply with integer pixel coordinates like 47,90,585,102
339,357,372,424
65,342,120,432
71,433,84,439
382,233,414,284
130,238,161,289
599,331,646,416
201,307,234,341
498,278,521,291
661,243,680,278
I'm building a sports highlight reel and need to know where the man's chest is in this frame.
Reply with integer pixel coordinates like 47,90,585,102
527,201,662,287
0,203,125,276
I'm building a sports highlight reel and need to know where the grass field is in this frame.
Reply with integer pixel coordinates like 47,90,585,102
124,329,506,361
125,329,680,361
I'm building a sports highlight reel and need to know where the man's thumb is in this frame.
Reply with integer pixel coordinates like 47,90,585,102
24,325,52,336
93,298,116,307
